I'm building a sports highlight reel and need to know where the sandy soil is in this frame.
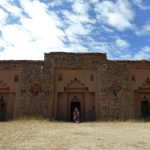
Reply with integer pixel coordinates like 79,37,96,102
0,120,150,150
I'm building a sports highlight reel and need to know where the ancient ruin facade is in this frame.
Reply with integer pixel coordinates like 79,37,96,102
0,52,150,121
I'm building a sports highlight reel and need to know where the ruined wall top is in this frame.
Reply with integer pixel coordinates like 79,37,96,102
110,60,150,69
0,52,149,69
44,52,107,60
44,52,107,68
0,60,43,69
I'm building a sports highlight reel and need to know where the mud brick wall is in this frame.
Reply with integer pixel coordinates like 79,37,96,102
98,61,134,118
16,61,53,118
0,53,150,120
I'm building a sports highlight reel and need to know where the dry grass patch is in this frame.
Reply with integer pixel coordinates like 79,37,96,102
0,119,150,150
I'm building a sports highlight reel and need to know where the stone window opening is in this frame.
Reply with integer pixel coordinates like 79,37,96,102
113,89,117,97
74,77,77,81
90,74,94,81
132,75,136,81
21,89,27,93
92,60,99,64
146,77,150,83
45,90,50,95
0,96,5,108
30,83,42,96
14,75,19,82
34,91,39,96
58,74,62,81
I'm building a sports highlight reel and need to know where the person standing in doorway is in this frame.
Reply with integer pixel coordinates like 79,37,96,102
73,107,80,123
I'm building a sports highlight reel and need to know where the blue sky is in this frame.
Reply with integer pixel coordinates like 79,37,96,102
0,0,150,60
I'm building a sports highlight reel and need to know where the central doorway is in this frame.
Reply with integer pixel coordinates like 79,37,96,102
57,87,95,121
70,101,80,121
68,93,85,121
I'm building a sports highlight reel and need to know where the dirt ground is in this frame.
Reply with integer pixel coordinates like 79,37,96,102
0,120,150,150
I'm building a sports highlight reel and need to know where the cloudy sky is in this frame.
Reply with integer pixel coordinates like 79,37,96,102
0,0,150,60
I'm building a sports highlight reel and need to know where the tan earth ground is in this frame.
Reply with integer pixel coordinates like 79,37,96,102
0,119,150,150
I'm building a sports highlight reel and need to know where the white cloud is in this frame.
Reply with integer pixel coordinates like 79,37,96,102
132,0,150,10
65,23,91,37
95,0,135,31
0,0,114,60
48,0,63,7
133,46,150,60
90,42,111,54
61,5,95,47
0,0,94,60
115,38,130,49
62,10,94,24
101,25,114,33
72,0,89,14
0,0,69,60
1,0,67,59
135,24,150,36
0,0,22,17
143,46,150,53
0,0,149,60
0,8,8,26
89,0,99,4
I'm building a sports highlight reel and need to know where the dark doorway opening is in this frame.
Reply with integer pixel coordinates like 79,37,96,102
0,96,6,121
141,101,149,117
70,102,80,121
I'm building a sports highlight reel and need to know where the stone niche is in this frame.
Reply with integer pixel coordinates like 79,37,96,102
109,82,122,98
30,83,42,96
134,78,150,118
0,80,15,121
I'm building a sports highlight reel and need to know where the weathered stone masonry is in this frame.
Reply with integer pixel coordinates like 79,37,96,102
0,52,150,121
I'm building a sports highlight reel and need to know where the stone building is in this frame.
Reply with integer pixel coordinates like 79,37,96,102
0,52,150,121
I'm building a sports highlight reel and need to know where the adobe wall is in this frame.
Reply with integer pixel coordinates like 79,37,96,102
17,61,52,118
44,52,137,119
0,53,150,120
0,61,53,119
98,61,150,118
54,69,98,120
97,61,133,118
126,61,150,118
125,61,150,90
44,52,108,120
0,63,21,119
